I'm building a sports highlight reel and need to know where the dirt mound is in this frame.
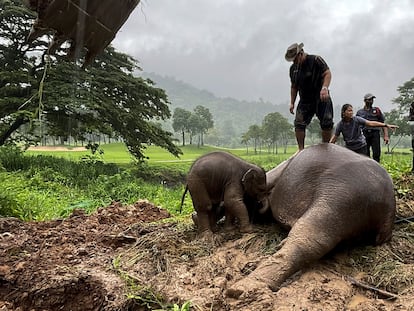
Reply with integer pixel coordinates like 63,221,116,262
1,193,413,310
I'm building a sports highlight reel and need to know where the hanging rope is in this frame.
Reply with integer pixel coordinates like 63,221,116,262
34,53,51,145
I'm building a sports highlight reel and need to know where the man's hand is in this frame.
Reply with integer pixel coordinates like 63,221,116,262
289,103,295,114
320,87,330,101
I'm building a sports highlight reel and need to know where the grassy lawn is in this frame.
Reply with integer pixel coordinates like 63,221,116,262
26,142,411,170
3,142,411,221
25,143,297,166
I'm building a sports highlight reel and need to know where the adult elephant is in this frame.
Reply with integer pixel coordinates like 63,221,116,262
226,143,395,298
181,151,269,237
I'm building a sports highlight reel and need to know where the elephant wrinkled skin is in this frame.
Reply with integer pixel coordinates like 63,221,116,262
226,143,396,298
181,151,268,237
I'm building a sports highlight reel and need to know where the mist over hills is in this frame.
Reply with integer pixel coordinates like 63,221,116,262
142,72,342,145
143,72,291,139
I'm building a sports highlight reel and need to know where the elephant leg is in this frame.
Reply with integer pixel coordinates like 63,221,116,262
209,205,221,232
226,214,341,298
224,195,253,233
223,209,237,231
188,182,213,237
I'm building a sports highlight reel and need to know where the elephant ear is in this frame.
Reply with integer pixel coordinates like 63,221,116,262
241,168,257,184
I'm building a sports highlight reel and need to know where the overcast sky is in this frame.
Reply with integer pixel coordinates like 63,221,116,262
112,0,414,112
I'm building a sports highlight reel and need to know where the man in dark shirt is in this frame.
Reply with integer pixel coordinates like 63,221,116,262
356,93,389,162
285,42,334,151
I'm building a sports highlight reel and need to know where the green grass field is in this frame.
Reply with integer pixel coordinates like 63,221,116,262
26,143,298,165
2,142,411,221
26,142,412,171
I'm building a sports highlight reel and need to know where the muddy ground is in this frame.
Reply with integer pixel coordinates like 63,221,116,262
1,176,414,311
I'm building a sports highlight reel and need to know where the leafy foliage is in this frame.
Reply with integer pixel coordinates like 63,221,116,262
0,145,190,220
262,112,293,153
0,0,182,161
392,77,414,111
172,105,213,146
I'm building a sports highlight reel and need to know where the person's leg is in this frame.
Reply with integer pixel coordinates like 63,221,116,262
317,98,334,143
371,131,381,162
295,129,306,150
321,129,332,143
294,102,309,151
353,145,368,156
364,131,372,158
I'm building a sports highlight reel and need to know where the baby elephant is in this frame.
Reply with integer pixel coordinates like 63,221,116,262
181,151,268,237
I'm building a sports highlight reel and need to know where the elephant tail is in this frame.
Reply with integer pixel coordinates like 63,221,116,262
179,185,189,213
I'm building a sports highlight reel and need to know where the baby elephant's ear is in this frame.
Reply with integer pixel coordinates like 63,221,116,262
242,168,260,183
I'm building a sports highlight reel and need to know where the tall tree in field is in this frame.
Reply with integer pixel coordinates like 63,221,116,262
383,109,411,153
0,0,41,146
306,118,321,144
388,77,414,154
193,105,214,146
262,112,292,154
241,132,250,154
172,107,191,146
245,124,262,154
0,0,181,161
393,77,414,110
187,113,203,146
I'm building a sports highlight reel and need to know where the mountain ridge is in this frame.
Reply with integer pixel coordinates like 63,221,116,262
141,72,292,144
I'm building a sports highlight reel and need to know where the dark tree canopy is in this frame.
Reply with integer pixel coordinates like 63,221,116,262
0,0,182,161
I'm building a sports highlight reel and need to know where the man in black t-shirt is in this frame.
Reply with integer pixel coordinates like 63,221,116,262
356,93,389,162
285,43,334,151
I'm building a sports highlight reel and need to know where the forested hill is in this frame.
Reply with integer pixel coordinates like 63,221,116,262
141,72,292,138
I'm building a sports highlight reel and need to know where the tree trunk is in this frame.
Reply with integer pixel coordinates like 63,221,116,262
181,130,185,146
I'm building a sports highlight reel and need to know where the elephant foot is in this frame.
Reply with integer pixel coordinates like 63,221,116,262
225,276,270,299
227,254,293,299
191,212,198,227
223,223,236,232
198,229,214,240
239,224,254,233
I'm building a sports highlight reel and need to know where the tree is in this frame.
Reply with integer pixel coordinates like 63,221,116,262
172,108,192,146
306,118,321,144
277,116,293,153
187,113,202,145
388,77,414,153
0,0,43,146
262,112,292,154
245,124,262,154
392,77,414,111
0,0,182,161
241,132,250,154
383,109,410,153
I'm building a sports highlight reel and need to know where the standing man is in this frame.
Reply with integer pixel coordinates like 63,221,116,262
356,93,389,162
285,42,334,151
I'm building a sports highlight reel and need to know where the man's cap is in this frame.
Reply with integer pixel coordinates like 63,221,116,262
364,93,376,100
285,42,304,61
